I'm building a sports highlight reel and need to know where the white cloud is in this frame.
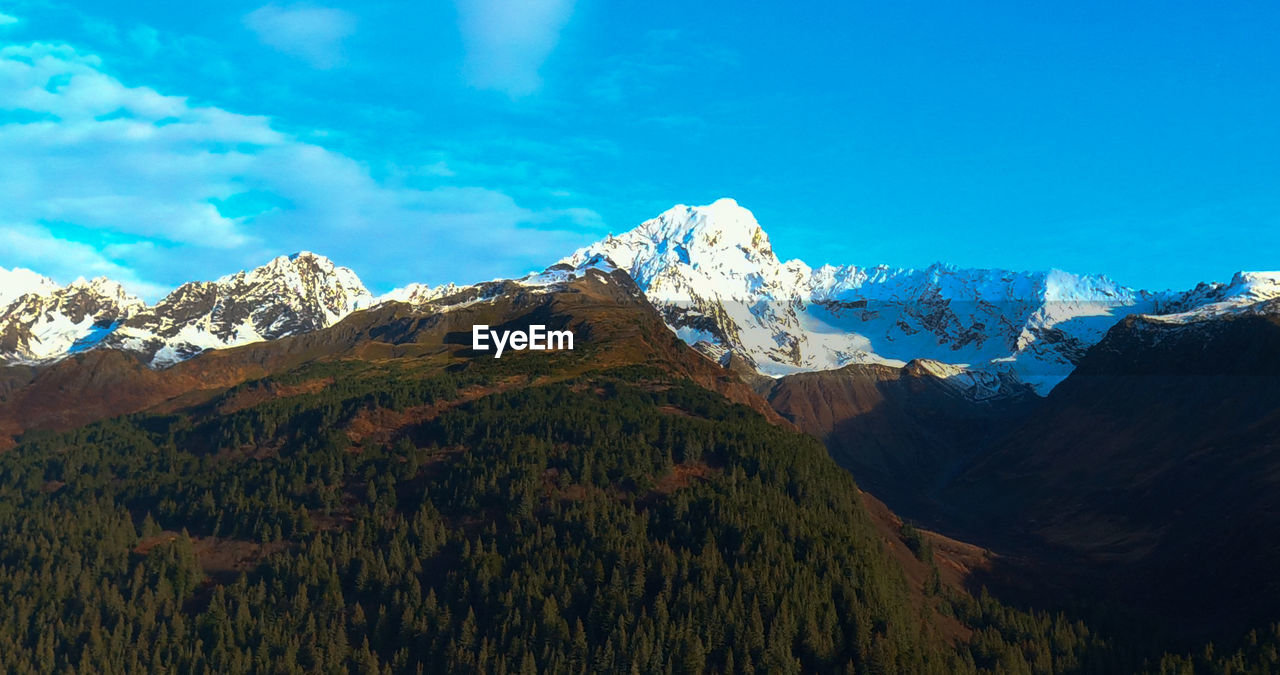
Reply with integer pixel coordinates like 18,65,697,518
0,222,169,298
0,43,262,249
243,3,355,69
0,12,18,27
0,41,603,298
454,0,575,96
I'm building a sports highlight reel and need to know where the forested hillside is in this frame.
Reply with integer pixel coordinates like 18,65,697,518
0,352,1105,673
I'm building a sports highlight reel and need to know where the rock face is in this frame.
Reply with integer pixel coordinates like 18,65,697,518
102,252,375,366
0,271,144,361
0,267,61,308
0,253,374,367
3,199,1278,388
565,199,1280,394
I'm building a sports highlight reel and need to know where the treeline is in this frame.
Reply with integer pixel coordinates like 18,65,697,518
1146,624,1280,674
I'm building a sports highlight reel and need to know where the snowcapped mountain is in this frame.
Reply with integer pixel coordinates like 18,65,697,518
104,252,375,367
2,199,1275,387
0,273,145,361
0,267,61,308
380,282,462,306
1142,271,1280,324
564,198,1276,394
562,199,814,366
0,251,618,368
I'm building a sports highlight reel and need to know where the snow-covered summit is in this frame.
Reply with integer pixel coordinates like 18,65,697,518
566,199,1268,394
380,281,461,306
0,267,61,308
103,252,374,367
0,275,145,361
1143,271,1280,324
518,253,619,289
582,198,785,292
0,252,377,367
3,199,1274,387
377,254,620,311
564,199,818,373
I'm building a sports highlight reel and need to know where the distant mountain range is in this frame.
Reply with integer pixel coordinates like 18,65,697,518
564,199,1280,394
3,198,1278,394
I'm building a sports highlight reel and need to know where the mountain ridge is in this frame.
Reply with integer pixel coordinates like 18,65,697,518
566,199,1280,393
0,256,785,449
3,200,1278,393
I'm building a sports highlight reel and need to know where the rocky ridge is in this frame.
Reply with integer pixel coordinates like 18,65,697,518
2,201,1277,393
564,199,1280,394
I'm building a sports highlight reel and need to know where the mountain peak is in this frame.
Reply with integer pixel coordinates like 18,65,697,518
649,198,773,259
279,251,340,271
379,282,460,306
100,252,374,367
1141,270,1280,325
565,199,783,294
253,250,338,273
0,266,60,308
216,251,364,293
1229,270,1280,295
0,272,144,362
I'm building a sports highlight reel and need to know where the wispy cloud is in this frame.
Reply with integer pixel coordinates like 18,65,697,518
243,3,356,69
0,41,602,298
0,12,18,27
454,0,575,97
0,221,169,298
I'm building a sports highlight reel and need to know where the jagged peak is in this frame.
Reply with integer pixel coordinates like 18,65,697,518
250,251,335,275
379,282,460,306
65,275,134,293
1039,268,1136,303
1144,270,1280,324
640,198,772,257
1227,270,1280,294
274,251,345,274
0,266,61,306
0,271,143,312
58,277,147,312
564,199,784,292
212,251,369,295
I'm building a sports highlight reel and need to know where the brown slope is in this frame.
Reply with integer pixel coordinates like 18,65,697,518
945,312,1280,642
0,268,784,449
763,361,1033,521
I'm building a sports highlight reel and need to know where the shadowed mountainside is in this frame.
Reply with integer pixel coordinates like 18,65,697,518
762,361,1035,522
943,312,1280,642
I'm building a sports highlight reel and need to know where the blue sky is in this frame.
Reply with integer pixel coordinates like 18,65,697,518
0,1,1277,298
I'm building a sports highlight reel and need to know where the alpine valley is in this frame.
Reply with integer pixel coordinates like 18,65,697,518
3,199,1280,672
